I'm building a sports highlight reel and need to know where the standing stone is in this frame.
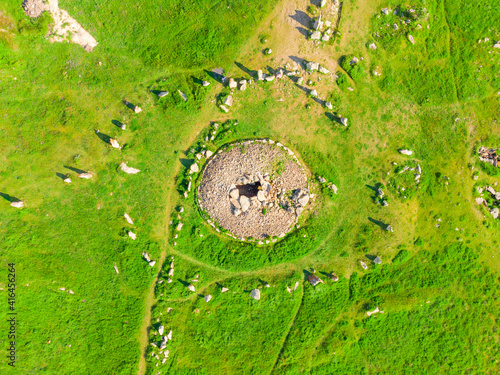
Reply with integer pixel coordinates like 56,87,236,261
297,77,304,85
228,78,237,89
310,31,321,40
340,118,348,126
257,70,264,80
313,15,323,31
124,212,134,225
188,284,195,292
10,201,24,208
398,149,413,155
204,295,212,302
178,90,187,102
318,65,329,74
491,207,499,219
310,89,318,97
224,95,233,107
202,81,210,87
120,163,141,174
128,231,137,240
325,101,333,110
157,91,169,97
306,62,319,71
190,162,199,173
408,34,415,44
78,172,93,179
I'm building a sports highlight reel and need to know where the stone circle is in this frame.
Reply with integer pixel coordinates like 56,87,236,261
197,139,310,241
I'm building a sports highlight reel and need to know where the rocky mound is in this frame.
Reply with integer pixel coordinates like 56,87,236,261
197,140,310,241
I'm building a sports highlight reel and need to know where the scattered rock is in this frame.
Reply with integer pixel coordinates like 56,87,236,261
134,106,142,114
310,89,318,97
360,261,368,270
340,118,348,126
251,289,261,300
178,90,187,102
491,207,499,219
369,43,377,50
120,163,141,174
228,78,237,89
398,149,413,155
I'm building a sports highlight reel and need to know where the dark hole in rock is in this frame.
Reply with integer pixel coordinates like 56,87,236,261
236,181,261,198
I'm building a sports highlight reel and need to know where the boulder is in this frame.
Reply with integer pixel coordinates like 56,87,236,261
220,105,229,113
229,188,239,199
310,31,321,40
63,178,72,183
298,194,310,206
265,75,275,82
178,90,187,102
239,195,251,212
134,106,142,113
157,91,169,97
190,162,199,173
120,163,141,174
491,207,499,219
205,150,213,158
128,231,136,240
318,65,330,74
296,206,303,216
297,77,304,85
224,95,233,107
204,295,212,302
360,261,368,270
124,212,134,225
230,197,241,209
398,149,413,155
10,201,24,208
251,289,261,300
306,61,319,71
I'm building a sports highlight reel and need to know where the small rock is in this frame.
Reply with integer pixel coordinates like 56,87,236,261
78,172,92,179
188,284,195,292
120,163,141,174
360,261,368,270
10,201,24,208
134,106,142,113
204,295,212,302
190,162,199,173
310,89,318,97
398,149,413,155
251,289,261,300
220,105,229,113
178,90,187,102
325,101,333,110
408,34,415,44
202,81,210,87
369,43,377,50
124,212,134,225
128,231,136,240
157,91,169,98
221,287,229,293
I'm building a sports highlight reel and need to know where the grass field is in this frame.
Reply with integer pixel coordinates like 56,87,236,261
1,0,500,373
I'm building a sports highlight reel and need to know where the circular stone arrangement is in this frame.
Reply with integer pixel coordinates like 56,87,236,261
197,139,311,241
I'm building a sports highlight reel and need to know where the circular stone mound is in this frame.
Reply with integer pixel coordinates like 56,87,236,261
198,140,310,241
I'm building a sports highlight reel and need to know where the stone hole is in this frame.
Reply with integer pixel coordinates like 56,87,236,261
236,181,261,198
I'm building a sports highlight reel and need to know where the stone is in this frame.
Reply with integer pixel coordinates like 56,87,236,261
221,287,229,293
10,201,24,208
476,197,484,205
190,162,199,173
265,75,275,82
408,34,415,44
128,231,136,240
393,23,399,30
257,190,266,201
385,224,393,232
495,192,500,201
78,172,92,179
239,83,247,91
318,65,330,74
313,15,323,31
120,163,141,174
157,91,169,97
202,81,210,87
176,223,183,231
324,101,333,110
134,106,142,113
308,274,324,286
149,261,156,267
298,194,310,206
220,105,229,113
398,149,413,155
224,95,234,107
206,150,213,158
63,178,72,183
366,307,380,316
373,256,382,264
239,195,251,212
350,57,359,66
257,69,264,80
228,78,237,89
230,197,241,209
320,0,327,7
188,284,195,292
293,281,299,291
369,43,377,50
296,206,303,216
491,208,499,219
330,273,339,282
142,252,151,262
310,31,321,40
114,262,119,274
204,295,212,302
297,77,304,85
251,289,261,300
306,61,319,71
360,261,368,270
318,177,327,183
124,212,134,225
310,89,318,97
229,188,239,199
68,290,74,294
330,184,338,194
275,70,284,79
381,8,389,15
178,90,187,102
340,118,348,126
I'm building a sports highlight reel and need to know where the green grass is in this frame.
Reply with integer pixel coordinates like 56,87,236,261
1,0,500,373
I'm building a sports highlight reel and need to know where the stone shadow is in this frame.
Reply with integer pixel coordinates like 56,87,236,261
289,10,312,28
0,192,21,203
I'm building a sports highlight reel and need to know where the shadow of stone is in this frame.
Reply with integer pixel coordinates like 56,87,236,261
288,55,306,69
95,130,112,145
191,76,204,85
112,120,125,129
368,217,388,230
205,68,225,84
295,83,310,94
64,166,87,174
0,192,21,203
56,172,68,181
122,100,136,111
179,158,193,168
312,96,325,106
296,26,311,38
289,10,313,28
234,61,257,78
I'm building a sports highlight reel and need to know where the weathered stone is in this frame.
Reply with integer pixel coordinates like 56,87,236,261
369,43,377,50
265,75,275,82
114,262,119,274
366,307,380,316
308,274,324,286
63,177,71,183
491,207,499,219
476,197,484,205
142,252,151,262
360,261,368,270
298,194,310,206
251,289,261,300
297,77,304,85
10,201,24,208
318,177,327,183
124,212,134,225
296,206,303,216
330,184,338,194
190,162,199,173
257,190,266,201
320,0,327,8
202,81,210,87
313,15,323,31
340,118,348,126
220,105,229,113
78,172,93,179
229,188,239,199
176,223,183,231
134,106,142,113
221,287,229,293
149,261,156,267
257,69,264,80
381,8,389,15
188,284,195,292
224,95,234,107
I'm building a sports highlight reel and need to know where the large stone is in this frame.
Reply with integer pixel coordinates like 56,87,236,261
230,197,241,209
188,284,195,292
310,31,321,40
224,95,234,107
298,194,310,206
204,295,212,302
128,231,136,240
190,162,199,173
202,81,210,87
251,289,261,300
257,69,264,80
320,0,327,7
313,15,323,31
297,77,304,85
381,8,389,15
239,195,251,212
369,43,377,50
124,212,134,225
78,172,93,179
475,197,484,205
308,274,324,286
